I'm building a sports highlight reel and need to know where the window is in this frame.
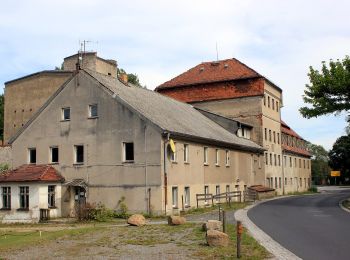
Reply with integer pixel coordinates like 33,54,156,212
284,156,287,166
307,160,310,169
268,96,270,108
290,157,292,167
170,142,177,162
276,101,279,112
184,144,189,163
263,95,266,106
295,158,297,167
28,148,36,164
265,153,268,165
204,185,209,203
279,177,281,188
215,149,219,166
48,185,56,208
277,133,280,144
2,187,11,209
226,185,230,193
258,155,261,168
266,178,270,188
184,187,190,207
62,107,70,121
50,146,59,164
74,145,84,164
270,153,272,165
303,159,306,169
272,98,275,110
19,186,29,209
274,154,277,166
275,177,278,189
300,178,302,187
299,159,301,168
278,155,281,166
172,187,178,208
290,178,293,185
264,128,267,140
285,177,287,186
225,150,230,166
204,147,208,165
215,185,220,202
89,104,98,118
273,131,276,143
269,130,272,141
123,142,134,162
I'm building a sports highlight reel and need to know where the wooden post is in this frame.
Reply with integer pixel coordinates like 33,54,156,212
148,188,151,215
237,221,243,258
196,195,199,208
218,205,221,221
223,210,226,233
181,195,184,211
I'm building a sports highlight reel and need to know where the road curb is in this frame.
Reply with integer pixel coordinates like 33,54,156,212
235,198,302,260
339,199,350,213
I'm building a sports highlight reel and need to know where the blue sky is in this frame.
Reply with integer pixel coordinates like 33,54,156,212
0,0,349,149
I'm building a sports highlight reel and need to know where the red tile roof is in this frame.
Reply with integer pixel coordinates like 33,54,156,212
281,120,311,157
0,165,65,183
156,58,261,90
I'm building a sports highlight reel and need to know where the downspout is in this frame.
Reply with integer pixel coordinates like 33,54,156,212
282,151,285,195
163,132,170,215
144,124,148,213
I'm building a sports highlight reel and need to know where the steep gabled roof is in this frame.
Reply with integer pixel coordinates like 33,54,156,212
9,68,264,153
0,165,65,183
156,58,281,92
281,120,311,157
84,69,264,152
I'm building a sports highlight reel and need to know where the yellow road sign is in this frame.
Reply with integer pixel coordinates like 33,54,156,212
331,171,341,177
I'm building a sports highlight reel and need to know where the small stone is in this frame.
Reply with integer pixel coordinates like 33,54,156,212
168,215,186,225
127,214,146,226
206,230,229,247
202,220,223,231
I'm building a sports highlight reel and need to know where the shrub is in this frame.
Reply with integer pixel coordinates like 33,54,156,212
114,196,129,219
308,186,318,193
89,203,114,222
0,163,9,173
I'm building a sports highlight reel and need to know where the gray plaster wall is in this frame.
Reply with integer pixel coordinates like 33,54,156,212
0,146,12,165
11,72,163,214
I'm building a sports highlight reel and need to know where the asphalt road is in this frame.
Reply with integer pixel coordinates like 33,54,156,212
248,190,350,260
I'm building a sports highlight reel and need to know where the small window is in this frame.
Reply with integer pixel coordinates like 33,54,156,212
204,185,209,203
62,107,70,121
258,155,261,168
50,146,59,164
290,178,293,185
225,150,230,166
268,96,270,108
170,142,177,162
74,145,84,164
279,177,281,188
276,101,279,112
172,187,178,208
285,177,287,186
48,185,56,208
204,147,208,165
269,130,272,141
274,154,277,166
2,187,11,209
299,159,302,168
284,156,287,166
264,128,267,140
263,95,266,106
184,187,190,207
184,144,189,163
275,177,278,189
273,131,276,143
215,149,220,166
89,104,98,118
272,98,275,110
265,153,268,165
216,185,220,196
19,186,29,209
270,153,272,165
277,133,280,144
303,159,306,169
226,185,230,193
123,142,134,162
278,155,281,166
28,148,36,164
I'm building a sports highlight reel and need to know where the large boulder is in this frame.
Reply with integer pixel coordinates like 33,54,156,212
168,215,186,225
206,230,229,247
127,214,146,226
202,220,223,232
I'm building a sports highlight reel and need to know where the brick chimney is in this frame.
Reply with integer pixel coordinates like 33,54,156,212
120,73,128,84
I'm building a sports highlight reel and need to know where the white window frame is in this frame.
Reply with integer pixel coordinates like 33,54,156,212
88,104,98,118
50,146,59,164
28,148,36,164
170,142,177,162
61,107,70,121
215,149,220,166
184,144,189,163
123,142,134,162
204,147,208,165
184,187,190,207
172,187,178,208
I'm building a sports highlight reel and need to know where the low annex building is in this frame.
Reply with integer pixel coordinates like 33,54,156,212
0,164,65,223
3,68,265,221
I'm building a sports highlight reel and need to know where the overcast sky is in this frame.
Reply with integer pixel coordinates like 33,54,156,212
0,0,349,149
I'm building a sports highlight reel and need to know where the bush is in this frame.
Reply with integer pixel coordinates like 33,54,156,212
0,163,9,173
308,186,318,193
89,203,115,222
114,196,129,219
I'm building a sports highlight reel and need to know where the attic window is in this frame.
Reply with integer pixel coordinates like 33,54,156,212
224,64,228,68
28,148,36,164
62,107,70,121
123,142,134,162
